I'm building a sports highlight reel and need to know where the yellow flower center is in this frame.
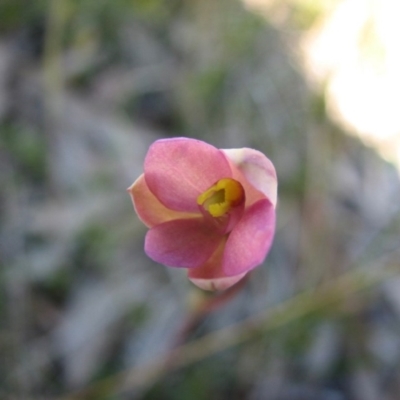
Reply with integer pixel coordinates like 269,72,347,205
197,178,244,217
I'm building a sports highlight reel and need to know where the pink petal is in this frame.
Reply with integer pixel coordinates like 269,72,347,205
222,198,275,276
222,148,277,207
128,174,198,228
188,239,247,291
145,218,223,268
145,138,232,212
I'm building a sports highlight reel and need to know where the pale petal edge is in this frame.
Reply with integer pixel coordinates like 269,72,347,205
188,273,247,291
222,148,277,208
187,237,247,291
128,174,198,228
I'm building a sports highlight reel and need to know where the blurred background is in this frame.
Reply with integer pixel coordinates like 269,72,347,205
1,0,400,399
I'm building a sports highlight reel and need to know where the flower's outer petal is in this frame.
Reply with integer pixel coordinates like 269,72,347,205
128,174,198,228
188,239,247,291
222,148,277,207
145,138,232,212
222,198,275,276
145,218,223,268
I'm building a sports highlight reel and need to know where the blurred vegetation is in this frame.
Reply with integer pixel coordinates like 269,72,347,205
1,1,400,400
1,123,46,185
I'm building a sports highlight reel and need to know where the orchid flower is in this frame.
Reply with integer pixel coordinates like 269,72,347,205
128,138,277,291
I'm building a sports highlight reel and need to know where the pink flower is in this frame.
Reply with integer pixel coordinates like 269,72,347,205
128,138,277,291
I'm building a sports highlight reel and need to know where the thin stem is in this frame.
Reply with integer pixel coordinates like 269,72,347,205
173,275,250,348
57,261,398,400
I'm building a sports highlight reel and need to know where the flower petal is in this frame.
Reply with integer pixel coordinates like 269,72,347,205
128,174,198,227
222,148,277,207
145,138,232,212
188,239,247,291
222,198,275,276
145,218,223,268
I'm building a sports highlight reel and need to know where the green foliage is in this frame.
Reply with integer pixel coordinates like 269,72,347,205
0,0,47,32
221,11,264,59
291,2,322,29
70,224,113,275
65,0,177,53
191,68,228,114
32,268,72,307
127,303,150,326
143,354,241,400
0,123,47,185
